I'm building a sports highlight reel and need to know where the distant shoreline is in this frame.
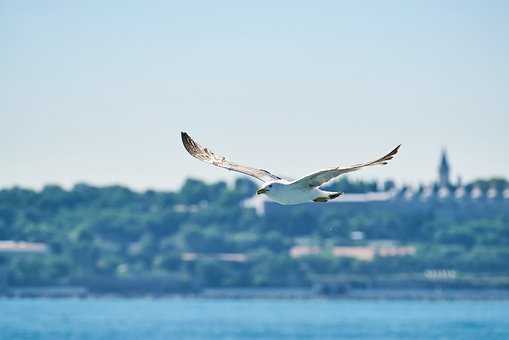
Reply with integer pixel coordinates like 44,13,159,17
4,287,509,301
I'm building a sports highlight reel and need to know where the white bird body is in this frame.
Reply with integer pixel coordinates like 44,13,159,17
181,132,400,205
261,181,335,205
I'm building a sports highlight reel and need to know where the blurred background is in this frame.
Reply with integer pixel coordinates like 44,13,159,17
1,1,509,339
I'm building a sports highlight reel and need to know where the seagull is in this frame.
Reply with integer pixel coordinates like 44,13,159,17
181,132,400,205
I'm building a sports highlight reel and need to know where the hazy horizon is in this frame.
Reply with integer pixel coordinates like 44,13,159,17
2,1,508,191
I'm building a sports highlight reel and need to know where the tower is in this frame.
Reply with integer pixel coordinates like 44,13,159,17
438,149,450,187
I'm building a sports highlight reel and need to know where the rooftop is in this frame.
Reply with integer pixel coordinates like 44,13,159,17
0,241,48,253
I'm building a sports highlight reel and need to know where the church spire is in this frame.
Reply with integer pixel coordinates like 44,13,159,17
438,148,450,187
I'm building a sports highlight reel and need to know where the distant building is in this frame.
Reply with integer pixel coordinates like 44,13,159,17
437,186,450,199
0,241,47,254
331,246,375,261
0,241,48,292
289,241,416,262
289,246,321,258
455,186,466,199
471,186,483,199
181,252,248,263
438,149,451,187
487,186,498,199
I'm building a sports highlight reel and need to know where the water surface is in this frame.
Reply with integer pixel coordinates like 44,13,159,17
1,298,508,339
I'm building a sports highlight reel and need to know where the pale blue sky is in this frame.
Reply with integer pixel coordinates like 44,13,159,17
1,1,508,190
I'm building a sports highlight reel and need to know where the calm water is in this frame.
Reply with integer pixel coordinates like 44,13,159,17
1,298,508,339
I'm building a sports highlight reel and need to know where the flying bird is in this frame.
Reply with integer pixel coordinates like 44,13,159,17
181,132,400,205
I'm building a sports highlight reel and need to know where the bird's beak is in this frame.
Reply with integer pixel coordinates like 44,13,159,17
256,188,268,195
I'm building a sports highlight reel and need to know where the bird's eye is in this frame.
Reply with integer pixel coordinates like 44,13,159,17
269,185,272,188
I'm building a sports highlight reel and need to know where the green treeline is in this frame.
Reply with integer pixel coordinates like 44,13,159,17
0,177,508,293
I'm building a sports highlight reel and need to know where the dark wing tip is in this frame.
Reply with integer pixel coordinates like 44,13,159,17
375,144,402,165
391,144,401,154
181,131,197,156
181,131,188,146
385,144,402,159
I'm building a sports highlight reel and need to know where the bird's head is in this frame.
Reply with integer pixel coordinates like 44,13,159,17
256,183,273,195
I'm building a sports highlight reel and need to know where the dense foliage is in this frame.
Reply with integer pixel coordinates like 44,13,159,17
1,177,508,293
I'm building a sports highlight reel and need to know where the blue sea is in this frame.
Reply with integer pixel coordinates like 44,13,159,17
1,298,508,339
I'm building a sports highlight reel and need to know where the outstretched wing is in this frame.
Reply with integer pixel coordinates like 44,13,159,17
181,132,282,183
290,145,401,188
